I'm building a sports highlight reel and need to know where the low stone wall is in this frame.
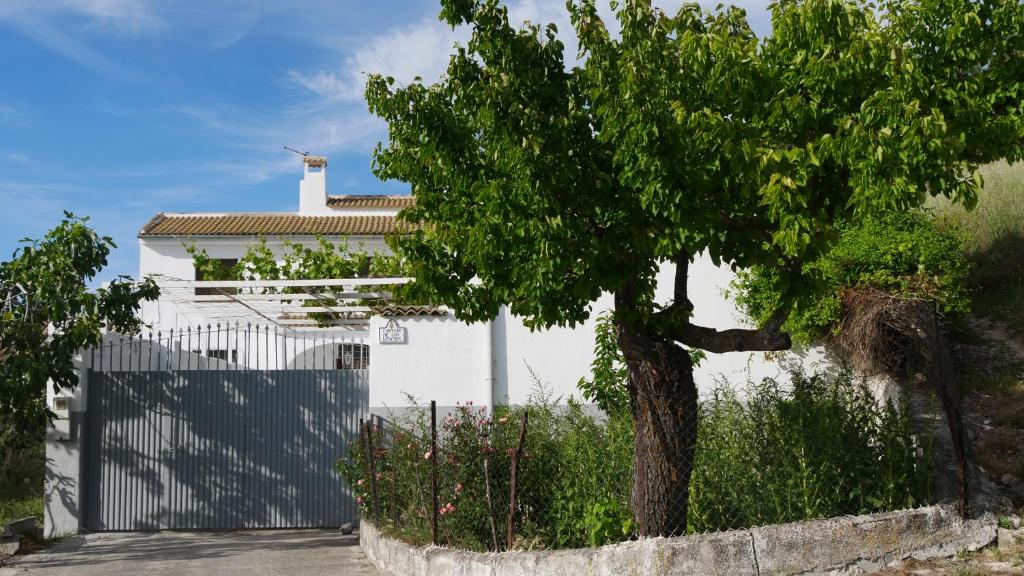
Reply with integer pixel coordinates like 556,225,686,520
359,504,997,576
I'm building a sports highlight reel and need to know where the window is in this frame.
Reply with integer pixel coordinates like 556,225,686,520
195,258,239,296
193,348,237,360
336,343,369,370
206,349,238,363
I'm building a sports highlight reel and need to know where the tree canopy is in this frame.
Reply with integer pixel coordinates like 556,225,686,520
369,0,1023,342
368,0,1024,536
0,213,158,436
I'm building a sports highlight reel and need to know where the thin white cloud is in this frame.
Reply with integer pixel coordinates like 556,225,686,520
290,16,470,102
287,0,724,103
0,0,160,34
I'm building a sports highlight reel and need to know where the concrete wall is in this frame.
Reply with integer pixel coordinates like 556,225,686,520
360,505,997,576
44,351,89,538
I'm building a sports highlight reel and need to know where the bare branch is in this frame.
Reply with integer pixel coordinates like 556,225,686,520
669,307,791,353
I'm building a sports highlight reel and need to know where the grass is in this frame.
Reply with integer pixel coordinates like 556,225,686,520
0,497,43,528
0,437,46,531
932,161,1024,330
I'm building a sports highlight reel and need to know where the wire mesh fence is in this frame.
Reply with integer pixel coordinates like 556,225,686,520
345,370,952,551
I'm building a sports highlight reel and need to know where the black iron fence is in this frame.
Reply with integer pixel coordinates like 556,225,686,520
87,323,369,372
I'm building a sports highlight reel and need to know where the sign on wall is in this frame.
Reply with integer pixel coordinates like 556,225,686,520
378,319,407,345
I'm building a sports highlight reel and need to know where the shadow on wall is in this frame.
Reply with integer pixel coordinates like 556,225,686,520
80,370,368,531
45,454,78,533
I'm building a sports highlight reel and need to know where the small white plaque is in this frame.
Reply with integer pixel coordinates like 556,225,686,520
378,319,407,345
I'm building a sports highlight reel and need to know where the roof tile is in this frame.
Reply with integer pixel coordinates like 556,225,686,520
373,305,448,317
138,213,408,237
326,195,415,209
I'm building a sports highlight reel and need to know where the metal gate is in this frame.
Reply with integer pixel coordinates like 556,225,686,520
83,370,367,530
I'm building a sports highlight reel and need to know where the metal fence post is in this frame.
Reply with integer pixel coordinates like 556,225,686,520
431,400,439,546
507,411,527,550
368,416,385,520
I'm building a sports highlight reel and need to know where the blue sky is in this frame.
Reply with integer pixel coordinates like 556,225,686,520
0,0,771,283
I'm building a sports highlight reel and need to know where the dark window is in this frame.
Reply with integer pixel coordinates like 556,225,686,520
336,343,369,370
195,258,239,296
207,349,238,363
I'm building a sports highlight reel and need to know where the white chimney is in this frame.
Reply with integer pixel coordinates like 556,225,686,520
298,156,329,214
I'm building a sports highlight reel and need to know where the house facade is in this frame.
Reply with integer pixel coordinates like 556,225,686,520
136,155,831,414
44,155,834,538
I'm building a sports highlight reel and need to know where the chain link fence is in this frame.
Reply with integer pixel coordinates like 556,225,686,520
343,370,949,551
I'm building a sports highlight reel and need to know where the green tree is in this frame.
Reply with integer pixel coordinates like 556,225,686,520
0,213,159,447
366,0,1024,535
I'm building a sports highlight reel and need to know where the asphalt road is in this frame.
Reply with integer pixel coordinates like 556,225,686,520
0,530,381,576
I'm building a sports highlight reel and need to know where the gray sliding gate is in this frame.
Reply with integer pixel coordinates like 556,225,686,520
83,370,367,531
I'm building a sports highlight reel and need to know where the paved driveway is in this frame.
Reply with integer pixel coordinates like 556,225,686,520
0,530,381,576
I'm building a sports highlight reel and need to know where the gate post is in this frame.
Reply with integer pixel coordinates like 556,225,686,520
43,348,91,538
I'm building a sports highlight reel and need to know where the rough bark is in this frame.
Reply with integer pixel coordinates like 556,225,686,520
616,322,699,537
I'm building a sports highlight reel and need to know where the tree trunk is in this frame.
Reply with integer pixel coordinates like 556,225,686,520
617,323,699,537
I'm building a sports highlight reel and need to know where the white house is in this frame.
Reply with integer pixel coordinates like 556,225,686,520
44,154,834,538
135,155,831,415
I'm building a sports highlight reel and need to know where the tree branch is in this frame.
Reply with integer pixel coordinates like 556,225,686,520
672,252,692,313
668,307,792,353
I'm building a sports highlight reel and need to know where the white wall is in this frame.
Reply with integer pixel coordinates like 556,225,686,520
368,314,490,411
368,253,835,411
142,233,835,408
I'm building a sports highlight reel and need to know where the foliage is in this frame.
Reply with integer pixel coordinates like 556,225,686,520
932,161,1024,330
342,369,932,548
366,0,1021,533
0,213,158,437
187,237,415,323
733,211,971,344
576,313,630,414
188,237,408,284
689,370,932,533
367,0,1023,333
340,392,635,551
0,416,43,530
0,496,43,529
0,416,43,513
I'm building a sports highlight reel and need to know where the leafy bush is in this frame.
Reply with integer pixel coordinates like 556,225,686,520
339,392,634,552
341,369,933,549
733,212,971,345
689,370,933,533
1,416,44,526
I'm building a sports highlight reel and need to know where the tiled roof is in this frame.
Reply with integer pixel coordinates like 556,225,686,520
326,195,415,208
373,305,448,317
138,213,407,237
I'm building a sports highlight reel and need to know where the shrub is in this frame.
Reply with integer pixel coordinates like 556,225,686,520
1,416,45,526
733,211,971,345
341,370,932,549
340,392,634,552
688,370,933,533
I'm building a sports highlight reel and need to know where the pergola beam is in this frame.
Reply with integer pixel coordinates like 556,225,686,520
184,292,389,302
159,277,411,289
